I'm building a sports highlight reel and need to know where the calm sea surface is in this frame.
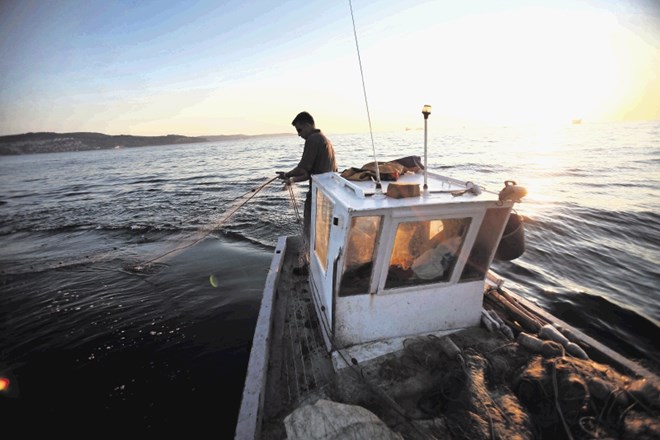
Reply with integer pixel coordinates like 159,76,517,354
1,121,659,436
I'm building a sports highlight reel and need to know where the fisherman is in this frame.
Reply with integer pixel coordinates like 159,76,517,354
277,111,337,239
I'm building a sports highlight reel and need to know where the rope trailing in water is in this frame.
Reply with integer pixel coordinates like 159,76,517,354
131,175,279,271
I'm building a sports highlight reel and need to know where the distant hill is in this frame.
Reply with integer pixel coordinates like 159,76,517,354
202,133,292,142
0,132,208,155
0,131,293,155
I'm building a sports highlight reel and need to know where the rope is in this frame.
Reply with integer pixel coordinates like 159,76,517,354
553,363,575,440
287,183,303,230
285,182,309,266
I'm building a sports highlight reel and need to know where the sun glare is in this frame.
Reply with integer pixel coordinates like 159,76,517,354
370,5,650,129
469,8,626,126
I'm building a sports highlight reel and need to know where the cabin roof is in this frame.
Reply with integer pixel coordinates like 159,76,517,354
313,171,500,212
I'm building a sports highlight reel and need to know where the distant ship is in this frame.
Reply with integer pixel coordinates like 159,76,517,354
572,118,582,125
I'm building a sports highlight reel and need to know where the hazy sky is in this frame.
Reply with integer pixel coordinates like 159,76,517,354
1,0,659,136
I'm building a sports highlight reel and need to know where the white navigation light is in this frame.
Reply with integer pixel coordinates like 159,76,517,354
422,105,432,118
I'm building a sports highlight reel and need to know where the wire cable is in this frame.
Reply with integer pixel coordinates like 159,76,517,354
349,0,383,192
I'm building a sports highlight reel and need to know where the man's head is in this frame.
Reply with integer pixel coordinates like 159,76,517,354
292,111,315,139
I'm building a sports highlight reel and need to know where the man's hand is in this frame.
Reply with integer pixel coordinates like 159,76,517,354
276,171,287,180
281,177,293,191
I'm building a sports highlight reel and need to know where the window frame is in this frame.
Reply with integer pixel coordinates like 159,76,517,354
374,211,482,294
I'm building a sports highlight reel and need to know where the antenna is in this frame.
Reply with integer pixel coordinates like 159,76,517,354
349,0,384,198
422,105,431,196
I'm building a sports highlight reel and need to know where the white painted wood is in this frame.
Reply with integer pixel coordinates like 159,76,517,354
234,236,288,440
309,171,511,351
334,281,484,346
314,170,497,209
330,327,462,370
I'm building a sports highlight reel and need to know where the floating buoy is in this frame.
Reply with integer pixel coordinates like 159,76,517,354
566,342,589,360
517,332,544,352
539,324,570,347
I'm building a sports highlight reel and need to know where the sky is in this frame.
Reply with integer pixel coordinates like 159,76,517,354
1,0,659,136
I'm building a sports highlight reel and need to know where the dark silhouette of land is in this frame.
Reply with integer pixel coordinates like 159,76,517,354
0,132,292,155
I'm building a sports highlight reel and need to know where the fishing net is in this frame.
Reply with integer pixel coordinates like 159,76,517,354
123,176,279,272
323,326,660,440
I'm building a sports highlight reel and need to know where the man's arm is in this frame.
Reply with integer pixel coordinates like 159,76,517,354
284,166,310,183
276,136,318,182
276,166,310,183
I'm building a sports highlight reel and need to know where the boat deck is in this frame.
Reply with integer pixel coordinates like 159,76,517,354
260,236,335,439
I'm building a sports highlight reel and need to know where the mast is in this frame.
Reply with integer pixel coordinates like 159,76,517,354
422,104,431,196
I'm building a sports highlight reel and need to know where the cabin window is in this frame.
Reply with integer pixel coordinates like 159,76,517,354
385,217,471,289
339,216,382,296
314,188,333,272
460,207,510,281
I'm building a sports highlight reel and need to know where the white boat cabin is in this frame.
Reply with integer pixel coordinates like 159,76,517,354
307,170,517,365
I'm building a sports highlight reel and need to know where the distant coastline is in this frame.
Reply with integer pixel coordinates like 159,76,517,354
0,131,292,155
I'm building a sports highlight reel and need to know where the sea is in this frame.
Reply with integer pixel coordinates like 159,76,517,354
1,120,659,437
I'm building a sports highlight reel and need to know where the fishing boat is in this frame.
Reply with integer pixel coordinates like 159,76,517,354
234,109,659,440
234,2,658,436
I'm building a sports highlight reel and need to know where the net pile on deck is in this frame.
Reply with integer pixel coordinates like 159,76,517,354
281,296,660,440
